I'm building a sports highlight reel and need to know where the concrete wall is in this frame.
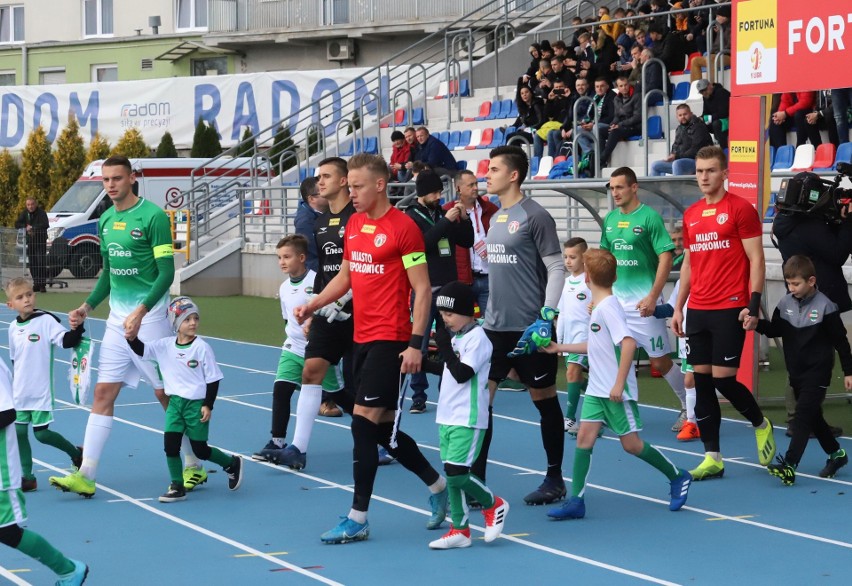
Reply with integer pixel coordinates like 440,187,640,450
178,246,243,296
241,245,280,297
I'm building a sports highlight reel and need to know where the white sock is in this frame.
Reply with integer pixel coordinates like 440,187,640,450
685,387,697,423
79,413,113,480
428,476,447,494
348,508,368,524
292,384,323,452
663,364,687,408
706,451,722,462
272,437,286,448
182,435,201,468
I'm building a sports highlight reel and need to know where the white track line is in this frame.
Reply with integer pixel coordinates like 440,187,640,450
37,457,342,586
0,567,30,585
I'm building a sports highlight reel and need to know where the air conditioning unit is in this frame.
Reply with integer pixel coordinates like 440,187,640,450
327,39,355,61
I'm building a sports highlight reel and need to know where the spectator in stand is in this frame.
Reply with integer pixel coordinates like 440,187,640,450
769,92,820,149
576,77,615,164
651,104,714,176
697,79,729,149
672,1,688,32
549,56,576,90
616,23,637,61
599,6,624,42
649,23,688,75
568,17,587,53
294,177,325,272
689,5,730,83
521,44,542,88
401,126,418,181
15,198,49,292
832,87,852,144
634,28,647,51
411,126,457,178
444,170,499,315
593,28,619,82
543,80,576,155
552,40,570,61
542,80,575,156
574,32,595,79
535,59,553,87
806,91,840,148
389,130,411,184
507,86,546,157
648,0,671,32
636,48,666,96
620,44,643,79
685,0,709,53
600,76,642,167
550,78,593,158
540,40,554,61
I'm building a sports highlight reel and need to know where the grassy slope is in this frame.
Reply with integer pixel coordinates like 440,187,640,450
19,291,852,433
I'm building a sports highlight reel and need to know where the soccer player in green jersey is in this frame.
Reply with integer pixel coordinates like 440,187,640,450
600,168,689,432
50,156,204,497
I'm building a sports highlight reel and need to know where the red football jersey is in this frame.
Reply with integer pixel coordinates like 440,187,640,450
345,206,426,343
682,192,762,310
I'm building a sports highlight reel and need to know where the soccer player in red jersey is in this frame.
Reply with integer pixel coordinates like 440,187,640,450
295,153,447,544
671,146,776,481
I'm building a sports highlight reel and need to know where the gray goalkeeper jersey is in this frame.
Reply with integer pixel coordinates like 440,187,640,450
484,196,562,332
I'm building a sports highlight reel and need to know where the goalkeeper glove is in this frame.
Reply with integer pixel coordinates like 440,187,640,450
316,290,354,323
507,307,557,357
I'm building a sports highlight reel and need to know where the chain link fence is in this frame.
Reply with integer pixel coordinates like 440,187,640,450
0,228,29,284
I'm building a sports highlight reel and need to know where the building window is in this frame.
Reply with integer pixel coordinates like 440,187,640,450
0,5,24,43
39,68,66,85
83,0,113,37
191,57,227,77
0,70,15,86
92,64,118,82
176,0,207,30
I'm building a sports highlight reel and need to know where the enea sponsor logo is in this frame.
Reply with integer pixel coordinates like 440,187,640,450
119,101,173,130
107,242,132,258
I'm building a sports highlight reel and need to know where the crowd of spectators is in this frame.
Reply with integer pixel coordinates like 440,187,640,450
505,1,852,177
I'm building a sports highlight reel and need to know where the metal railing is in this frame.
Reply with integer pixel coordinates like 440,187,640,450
571,95,600,179
640,57,672,176
182,0,577,263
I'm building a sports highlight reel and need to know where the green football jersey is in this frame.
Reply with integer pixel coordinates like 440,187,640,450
98,198,173,327
600,203,674,306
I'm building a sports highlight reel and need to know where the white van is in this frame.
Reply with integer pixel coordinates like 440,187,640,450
46,157,262,278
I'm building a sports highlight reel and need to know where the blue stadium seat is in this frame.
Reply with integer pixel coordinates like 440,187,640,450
456,130,472,150
498,99,513,118
819,141,852,172
672,81,690,101
772,145,795,171
340,138,359,157
768,145,776,168
508,100,519,119
363,137,378,154
456,160,468,170
437,131,450,145
459,79,470,97
412,107,425,126
485,100,501,121
530,156,541,177
447,130,462,150
647,116,663,139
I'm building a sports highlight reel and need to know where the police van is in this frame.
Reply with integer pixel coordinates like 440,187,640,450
46,157,261,278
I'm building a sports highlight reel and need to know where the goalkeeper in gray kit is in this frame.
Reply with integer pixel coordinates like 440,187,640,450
472,146,567,507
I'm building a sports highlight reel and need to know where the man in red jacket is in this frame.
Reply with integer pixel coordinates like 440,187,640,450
769,92,820,149
443,170,499,316
389,130,411,183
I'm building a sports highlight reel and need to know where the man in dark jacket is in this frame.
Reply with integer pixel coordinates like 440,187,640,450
576,77,615,161
651,104,713,175
405,170,473,413
411,126,457,178
600,76,642,167
649,24,687,75
444,170,499,314
15,197,49,292
698,79,730,148
294,177,325,272
772,210,852,437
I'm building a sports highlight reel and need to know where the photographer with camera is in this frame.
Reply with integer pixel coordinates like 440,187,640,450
772,166,852,436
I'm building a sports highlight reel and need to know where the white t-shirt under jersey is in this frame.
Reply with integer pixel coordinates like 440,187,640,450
279,270,316,358
8,313,68,411
142,336,223,401
436,326,493,429
586,295,639,401
556,272,592,344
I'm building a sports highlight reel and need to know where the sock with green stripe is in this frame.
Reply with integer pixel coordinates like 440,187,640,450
565,381,584,420
571,447,593,498
636,441,680,481
16,529,75,576
33,428,80,462
15,424,34,480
